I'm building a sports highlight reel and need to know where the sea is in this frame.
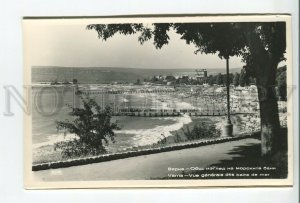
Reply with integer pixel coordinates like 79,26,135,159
31,85,194,152
31,66,232,152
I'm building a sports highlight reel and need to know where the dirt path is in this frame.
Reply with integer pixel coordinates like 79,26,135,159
33,138,260,181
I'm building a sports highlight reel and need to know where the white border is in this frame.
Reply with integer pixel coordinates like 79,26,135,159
0,0,298,202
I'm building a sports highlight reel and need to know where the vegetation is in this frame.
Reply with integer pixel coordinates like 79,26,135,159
182,122,221,141
135,78,141,85
54,97,120,158
276,65,287,101
216,73,224,85
233,73,240,87
87,22,286,156
239,67,248,87
174,131,183,143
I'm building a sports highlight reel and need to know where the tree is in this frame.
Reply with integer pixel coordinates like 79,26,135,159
87,22,286,156
165,75,176,81
207,75,215,86
55,97,120,158
136,78,141,85
249,76,256,85
216,73,223,85
239,68,248,87
241,23,286,156
233,73,240,87
276,66,287,101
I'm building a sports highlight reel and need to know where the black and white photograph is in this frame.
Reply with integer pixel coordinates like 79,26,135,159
23,15,293,188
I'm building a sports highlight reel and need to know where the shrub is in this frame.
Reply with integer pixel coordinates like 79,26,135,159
182,122,220,141
174,131,183,143
54,97,120,158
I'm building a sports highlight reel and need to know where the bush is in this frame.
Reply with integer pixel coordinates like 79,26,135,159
182,122,220,141
174,131,183,143
54,97,120,158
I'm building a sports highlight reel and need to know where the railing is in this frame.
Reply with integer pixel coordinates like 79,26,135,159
110,109,258,117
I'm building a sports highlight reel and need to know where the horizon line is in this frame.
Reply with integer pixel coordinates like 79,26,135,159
32,65,242,70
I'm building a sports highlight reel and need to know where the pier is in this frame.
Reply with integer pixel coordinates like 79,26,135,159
110,108,257,117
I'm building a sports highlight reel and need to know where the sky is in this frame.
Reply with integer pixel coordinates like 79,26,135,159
24,21,245,69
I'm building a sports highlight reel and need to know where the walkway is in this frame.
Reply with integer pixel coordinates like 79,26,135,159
33,138,260,181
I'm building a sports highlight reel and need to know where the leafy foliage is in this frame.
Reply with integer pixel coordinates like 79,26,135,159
207,75,214,86
216,73,223,85
182,122,221,141
174,131,183,143
87,21,287,155
233,73,240,87
240,22,286,79
87,23,246,59
239,67,249,87
173,23,247,59
87,22,286,74
55,97,120,158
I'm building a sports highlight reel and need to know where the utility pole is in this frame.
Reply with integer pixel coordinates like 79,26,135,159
223,58,233,137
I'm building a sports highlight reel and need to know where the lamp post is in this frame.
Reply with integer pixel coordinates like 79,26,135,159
223,57,233,137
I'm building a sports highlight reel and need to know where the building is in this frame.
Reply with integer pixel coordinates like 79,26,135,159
195,69,208,81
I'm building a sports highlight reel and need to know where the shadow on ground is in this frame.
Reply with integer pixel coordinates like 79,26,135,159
200,129,287,179
155,128,288,180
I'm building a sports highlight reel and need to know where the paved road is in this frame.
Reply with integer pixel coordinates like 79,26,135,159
33,138,260,181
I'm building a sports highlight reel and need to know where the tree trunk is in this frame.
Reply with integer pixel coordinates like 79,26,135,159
256,81,281,156
255,60,281,156
244,25,282,156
